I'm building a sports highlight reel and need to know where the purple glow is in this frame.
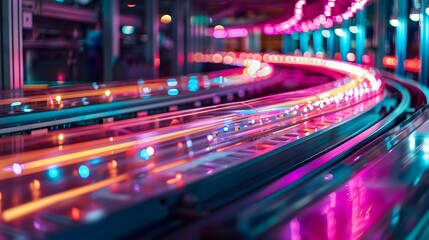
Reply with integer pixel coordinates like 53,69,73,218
207,135,214,142
212,28,248,38
12,163,22,175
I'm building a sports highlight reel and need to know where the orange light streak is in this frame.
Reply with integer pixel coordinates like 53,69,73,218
2,174,128,222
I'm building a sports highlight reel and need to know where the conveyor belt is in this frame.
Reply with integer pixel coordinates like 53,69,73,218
1,54,424,240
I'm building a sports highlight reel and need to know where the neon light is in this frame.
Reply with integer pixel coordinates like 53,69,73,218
410,13,420,21
47,167,60,179
223,126,229,132
389,19,399,27
349,26,358,34
78,165,90,178
104,89,111,97
121,25,135,35
160,15,172,24
207,135,214,141
12,163,22,175
167,78,178,86
146,146,155,156
139,149,151,160
168,89,179,96
10,102,21,107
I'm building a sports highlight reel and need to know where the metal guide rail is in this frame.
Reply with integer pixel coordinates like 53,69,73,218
162,73,429,240
0,62,277,137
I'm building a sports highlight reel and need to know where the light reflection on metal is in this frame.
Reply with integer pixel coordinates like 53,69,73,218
290,218,302,240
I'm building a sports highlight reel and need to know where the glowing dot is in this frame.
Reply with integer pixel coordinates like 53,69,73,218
104,89,111,96
161,14,172,24
167,78,178,86
334,28,344,37
362,54,371,64
47,167,60,179
186,140,193,147
58,134,64,140
12,163,22,175
389,19,399,27
140,149,150,160
346,53,356,62
214,25,224,30
349,26,358,34
109,137,113,142
168,89,179,96
55,95,62,102
146,146,155,156
223,126,229,132
111,160,117,168
207,135,214,141
71,207,80,220
321,30,331,38
78,165,90,178
33,179,41,189
10,102,21,107
127,3,136,7
122,25,135,35
212,54,223,63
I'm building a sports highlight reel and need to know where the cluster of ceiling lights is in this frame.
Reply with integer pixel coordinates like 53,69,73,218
286,0,369,34
211,0,369,38
264,0,306,34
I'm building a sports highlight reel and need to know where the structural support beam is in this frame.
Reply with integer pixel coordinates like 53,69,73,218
247,28,261,52
102,0,119,82
313,30,323,53
396,0,408,76
0,0,24,90
300,32,309,54
144,0,160,78
420,0,429,85
282,34,297,54
327,29,335,59
173,0,185,76
374,0,388,69
356,9,366,64
184,0,192,73
340,20,351,61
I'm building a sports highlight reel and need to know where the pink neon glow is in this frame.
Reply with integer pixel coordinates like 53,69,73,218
263,0,368,35
212,28,248,38
209,0,369,38
264,0,306,35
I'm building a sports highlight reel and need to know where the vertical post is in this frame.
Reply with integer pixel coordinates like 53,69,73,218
340,19,350,61
356,9,366,64
144,0,160,77
396,0,408,75
300,32,309,53
247,28,261,52
191,0,198,73
183,0,191,74
313,29,323,53
327,29,335,58
420,0,429,85
102,0,119,82
282,34,297,54
173,0,185,76
374,0,388,69
0,0,24,90
282,34,290,54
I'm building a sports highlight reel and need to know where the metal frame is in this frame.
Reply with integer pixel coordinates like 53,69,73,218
0,0,24,90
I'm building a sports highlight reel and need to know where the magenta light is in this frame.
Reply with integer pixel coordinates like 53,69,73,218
212,28,248,38
212,0,369,37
